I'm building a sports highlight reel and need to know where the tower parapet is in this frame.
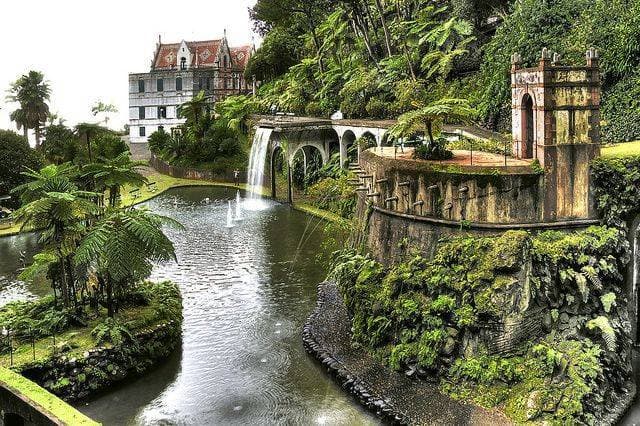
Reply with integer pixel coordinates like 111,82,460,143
511,48,601,221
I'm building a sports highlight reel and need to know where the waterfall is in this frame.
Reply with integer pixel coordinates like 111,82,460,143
226,200,234,228
235,190,243,221
245,128,273,210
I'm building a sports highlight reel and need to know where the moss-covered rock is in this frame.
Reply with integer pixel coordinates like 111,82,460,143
331,225,632,424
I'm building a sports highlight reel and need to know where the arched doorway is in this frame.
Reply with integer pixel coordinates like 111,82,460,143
521,94,534,159
341,130,357,167
291,145,324,189
270,146,287,201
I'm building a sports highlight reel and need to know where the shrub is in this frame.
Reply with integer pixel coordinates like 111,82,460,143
148,129,172,154
413,138,453,161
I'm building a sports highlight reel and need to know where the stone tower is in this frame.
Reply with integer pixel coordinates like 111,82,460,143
511,48,601,221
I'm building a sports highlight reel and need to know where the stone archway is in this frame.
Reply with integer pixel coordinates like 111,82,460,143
291,144,325,189
270,145,287,201
521,93,535,159
340,130,357,167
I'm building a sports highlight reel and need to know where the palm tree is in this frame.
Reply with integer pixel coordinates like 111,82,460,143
9,108,29,140
7,71,51,148
75,208,182,317
81,153,148,207
12,167,99,308
75,123,106,163
390,97,475,145
178,91,212,142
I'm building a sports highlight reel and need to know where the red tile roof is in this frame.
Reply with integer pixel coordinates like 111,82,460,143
152,39,251,71
230,45,252,69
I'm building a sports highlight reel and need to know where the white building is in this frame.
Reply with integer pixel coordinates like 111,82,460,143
129,34,253,143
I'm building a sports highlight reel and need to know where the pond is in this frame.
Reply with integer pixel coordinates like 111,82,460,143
0,186,376,425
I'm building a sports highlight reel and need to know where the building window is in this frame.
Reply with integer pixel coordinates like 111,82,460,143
139,126,146,137
180,57,187,70
176,77,182,91
223,56,228,68
157,78,164,92
176,105,182,118
158,106,167,119
138,107,145,119
198,77,203,90
206,77,211,90
138,79,145,93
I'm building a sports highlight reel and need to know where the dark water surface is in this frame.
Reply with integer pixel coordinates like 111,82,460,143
64,187,377,425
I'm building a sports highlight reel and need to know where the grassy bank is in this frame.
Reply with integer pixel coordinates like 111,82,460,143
0,367,98,425
601,140,640,157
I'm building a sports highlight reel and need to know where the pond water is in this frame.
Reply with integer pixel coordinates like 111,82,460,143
0,186,375,425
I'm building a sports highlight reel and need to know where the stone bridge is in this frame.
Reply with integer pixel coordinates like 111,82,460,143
253,115,395,171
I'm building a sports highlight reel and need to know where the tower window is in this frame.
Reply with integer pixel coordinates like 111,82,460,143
176,77,182,91
158,106,167,119
180,57,187,70
157,78,164,91
138,107,145,119
138,79,145,93
139,126,146,137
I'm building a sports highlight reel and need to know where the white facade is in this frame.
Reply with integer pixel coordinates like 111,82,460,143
128,36,253,143
128,71,194,143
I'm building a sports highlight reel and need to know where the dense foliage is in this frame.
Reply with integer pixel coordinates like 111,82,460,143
591,155,640,227
148,92,251,172
248,0,640,141
0,130,43,209
331,226,631,423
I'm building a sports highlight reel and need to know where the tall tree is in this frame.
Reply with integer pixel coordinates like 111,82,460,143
75,208,181,317
7,71,51,148
12,165,98,308
81,152,147,208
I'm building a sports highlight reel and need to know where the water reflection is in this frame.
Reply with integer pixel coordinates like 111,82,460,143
0,233,49,305
76,187,377,425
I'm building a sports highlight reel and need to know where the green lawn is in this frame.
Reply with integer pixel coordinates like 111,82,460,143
601,140,640,157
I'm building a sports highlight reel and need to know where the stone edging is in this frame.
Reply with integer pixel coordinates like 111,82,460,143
302,283,410,424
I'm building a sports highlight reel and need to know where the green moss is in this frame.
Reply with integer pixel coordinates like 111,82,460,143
0,367,98,425
333,224,630,424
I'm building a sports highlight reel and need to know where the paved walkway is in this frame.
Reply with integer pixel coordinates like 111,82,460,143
308,282,512,425
371,147,533,168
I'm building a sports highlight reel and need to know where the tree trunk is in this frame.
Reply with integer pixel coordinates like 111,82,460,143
374,0,393,57
396,1,417,80
85,133,93,163
58,255,70,309
34,125,41,149
426,121,435,145
106,278,114,318
22,126,28,142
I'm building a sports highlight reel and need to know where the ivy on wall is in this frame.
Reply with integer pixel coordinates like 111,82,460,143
591,155,640,227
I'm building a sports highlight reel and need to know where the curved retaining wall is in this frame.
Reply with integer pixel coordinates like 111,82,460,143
20,320,180,402
359,150,545,224
302,283,408,424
